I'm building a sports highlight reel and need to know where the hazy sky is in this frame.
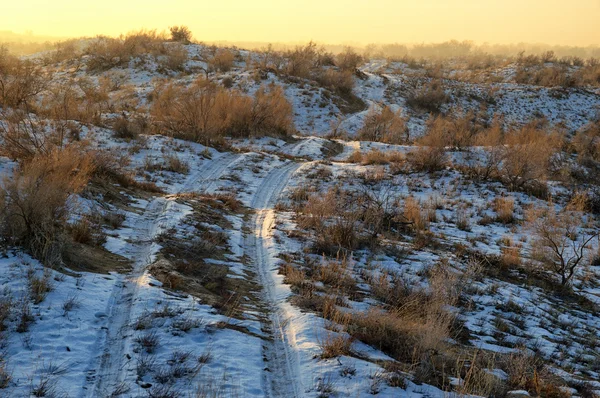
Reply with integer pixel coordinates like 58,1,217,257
4,0,599,46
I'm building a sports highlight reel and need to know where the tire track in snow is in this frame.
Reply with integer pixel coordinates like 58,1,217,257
83,151,241,398
245,161,304,397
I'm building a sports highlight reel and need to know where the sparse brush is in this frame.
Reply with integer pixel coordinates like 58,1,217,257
28,272,52,304
455,207,471,231
494,197,515,224
135,331,160,353
319,332,352,359
136,354,156,378
16,301,34,333
403,196,429,232
148,384,180,398
172,316,201,333
164,153,189,174
62,295,79,316
406,147,447,172
406,79,449,113
358,106,408,144
0,363,11,389
0,297,13,332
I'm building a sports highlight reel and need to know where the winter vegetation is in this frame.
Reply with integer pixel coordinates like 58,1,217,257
0,26,600,398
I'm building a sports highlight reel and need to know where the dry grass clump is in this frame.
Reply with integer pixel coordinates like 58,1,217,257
0,145,94,265
319,332,353,359
403,196,429,232
406,147,448,172
151,78,294,143
358,106,408,144
28,270,53,304
493,197,515,224
406,79,449,113
343,265,459,367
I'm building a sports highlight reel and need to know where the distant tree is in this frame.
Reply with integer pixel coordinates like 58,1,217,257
169,26,192,44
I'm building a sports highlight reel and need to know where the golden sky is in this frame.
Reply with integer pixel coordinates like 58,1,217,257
4,0,599,46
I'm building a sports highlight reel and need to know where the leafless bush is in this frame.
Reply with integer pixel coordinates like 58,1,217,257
418,110,482,149
151,79,294,143
316,69,355,95
0,109,62,161
0,145,94,265
84,30,184,73
493,197,515,224
403,196,429,232
527,204,598,286
358,106,408,144
406,79,449,113
335,47,364,70
169,26,193,44
209,48,235,73
406,147,448,172
0,51,46,108
500,125,560,192
0,296,12,331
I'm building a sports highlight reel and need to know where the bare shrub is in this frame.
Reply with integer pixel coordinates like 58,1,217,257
0,145,94,265
159,43,188,72
151,79,293,143
418,110,482,150
403,196,429,231
0,297,12,331
84,30,174,72
164,153,190,174
358,106,408,144
209,48,235,73
406,79,449,113
455,207,471,231
336,47,363,70
316,69,355,95
406,147,447,172
499,124,561,192
527,204,598,286
169,26,193,44
0,51,46,108
0,110,62,161
344,265,458,365
494,197,515,224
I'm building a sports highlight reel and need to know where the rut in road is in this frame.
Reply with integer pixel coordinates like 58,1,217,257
245,161,304,398
84,152,241,398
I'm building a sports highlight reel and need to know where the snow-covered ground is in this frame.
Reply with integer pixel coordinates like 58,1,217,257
2,41,600,397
